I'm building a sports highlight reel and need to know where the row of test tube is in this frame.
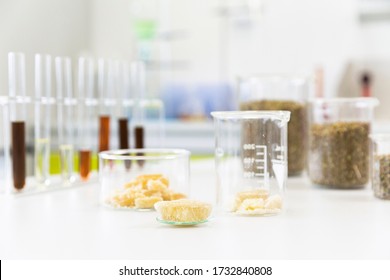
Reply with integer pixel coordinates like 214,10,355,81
1,52,164,194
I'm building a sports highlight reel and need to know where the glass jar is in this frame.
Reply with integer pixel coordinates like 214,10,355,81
370,134,390,199
238,75,309,176
308,97,378,188
99,148,190,210
211,111,290,216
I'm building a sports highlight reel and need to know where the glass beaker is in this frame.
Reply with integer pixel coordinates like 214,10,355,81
238,75,309,176
99,148,190,211
370,134,390,199
211,111,290,216
308,97,378,188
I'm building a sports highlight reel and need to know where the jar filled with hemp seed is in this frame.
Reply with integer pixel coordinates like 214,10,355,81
370,134,390,199
238,75,309,176
308,97,378,188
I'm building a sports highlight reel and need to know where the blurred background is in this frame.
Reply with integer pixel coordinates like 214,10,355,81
1,0,390,153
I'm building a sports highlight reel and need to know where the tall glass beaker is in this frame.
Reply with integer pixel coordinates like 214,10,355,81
211,111,290,216
238,75,309,176
308,97,378,188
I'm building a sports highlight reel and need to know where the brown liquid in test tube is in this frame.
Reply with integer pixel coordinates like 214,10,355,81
79,150,91,181
11,121,26,190
135,126,144,167
118,118,131,169
98,115,110,152
119,118,129,149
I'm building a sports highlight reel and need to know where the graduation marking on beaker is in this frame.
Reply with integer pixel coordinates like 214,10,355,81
243,144,267,180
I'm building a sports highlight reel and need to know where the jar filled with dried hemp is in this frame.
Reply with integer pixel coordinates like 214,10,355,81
370,134,390,199
238,75,309,176
308,97,378,188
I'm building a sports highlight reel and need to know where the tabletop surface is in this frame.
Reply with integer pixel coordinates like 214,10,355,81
1,159,389,260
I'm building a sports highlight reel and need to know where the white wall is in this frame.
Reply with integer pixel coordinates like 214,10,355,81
1,0,390,102
0,0,90,96
226,0,363,97
88,0,390,99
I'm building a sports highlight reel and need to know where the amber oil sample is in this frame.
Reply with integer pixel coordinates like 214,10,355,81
11,121,26,190
134,125,144,167
79,149,91,181
119,118,131,169
98,115,110,152
118,118,129,149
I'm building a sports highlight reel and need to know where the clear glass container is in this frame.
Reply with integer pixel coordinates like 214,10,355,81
308,97,378,188
34,54,53,186
238,75,309,176
211,111,290,216
370,134,390,199
131,61,165,149
77,57,97,181
55,56,76,184
115,60,133,150
99,148,190,210
97,58,117,153
8,52,28,191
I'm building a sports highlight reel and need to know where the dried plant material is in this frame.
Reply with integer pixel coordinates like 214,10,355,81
155,200,212,222
372,154,390,199
107,173,186,209
240,100,307,175
309,122,370,188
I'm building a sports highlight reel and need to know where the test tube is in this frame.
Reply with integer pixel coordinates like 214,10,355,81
55,57,76,184
113,61,133,169
117,61,131,150
8,52,27,190
131,61,146,154
77,57,95,181
98,59,116,152
34,54,52,185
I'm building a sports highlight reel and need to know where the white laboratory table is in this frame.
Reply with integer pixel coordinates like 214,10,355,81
0,159,390,260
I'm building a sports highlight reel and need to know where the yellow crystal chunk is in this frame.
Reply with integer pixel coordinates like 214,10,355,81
264,194,283,210
170,192,187,200
238,198,265,212
108,173,186,209
147,179,168,192
233,189,269,211
135,196,163,209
